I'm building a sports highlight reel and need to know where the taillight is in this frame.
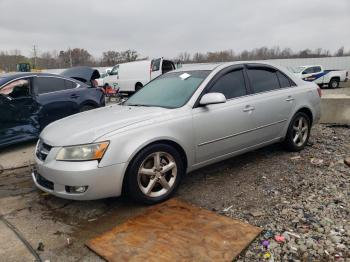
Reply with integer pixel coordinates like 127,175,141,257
317,86,322,97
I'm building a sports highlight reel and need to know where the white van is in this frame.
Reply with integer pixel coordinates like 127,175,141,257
103,58,175,93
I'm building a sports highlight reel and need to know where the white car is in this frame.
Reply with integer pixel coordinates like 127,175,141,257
293,65,348,88
103,58,175,93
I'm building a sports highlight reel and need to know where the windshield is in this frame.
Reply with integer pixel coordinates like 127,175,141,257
125,70,210,108
292,66,306,73
110,65,119,76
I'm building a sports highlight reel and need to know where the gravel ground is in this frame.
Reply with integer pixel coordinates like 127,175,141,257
0,124,348,261
179,124,349,261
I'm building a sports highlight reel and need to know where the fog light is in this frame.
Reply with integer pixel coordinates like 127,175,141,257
65,186,88,194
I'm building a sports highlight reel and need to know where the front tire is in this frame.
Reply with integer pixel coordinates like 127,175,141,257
126,144,184,204
284,112,311,152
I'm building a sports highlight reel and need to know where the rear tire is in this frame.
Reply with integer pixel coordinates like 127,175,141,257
283,112,311,152
329,78,339,89
135,83,143,92
79,105,95,112
126,143,184,205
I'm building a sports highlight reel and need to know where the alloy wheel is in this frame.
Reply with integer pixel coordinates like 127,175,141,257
292,116,309,147
137,151,177,198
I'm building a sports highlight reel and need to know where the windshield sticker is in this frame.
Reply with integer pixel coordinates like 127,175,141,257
179,73,191,80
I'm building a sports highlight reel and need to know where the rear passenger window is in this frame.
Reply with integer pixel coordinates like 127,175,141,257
209,69,247,99
36,77,67,94
276,71,291,88
247,68,280,93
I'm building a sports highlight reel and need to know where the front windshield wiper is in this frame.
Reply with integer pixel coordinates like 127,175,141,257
126,103,151,107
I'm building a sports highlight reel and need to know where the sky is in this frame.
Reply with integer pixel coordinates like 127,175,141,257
0,0,349,59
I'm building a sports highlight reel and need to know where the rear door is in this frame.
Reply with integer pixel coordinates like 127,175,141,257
0,77,40,145
244,65,296,144
34,76,79,127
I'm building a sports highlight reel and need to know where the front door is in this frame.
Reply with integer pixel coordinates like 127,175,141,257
193,67,256,164
0,77,40,145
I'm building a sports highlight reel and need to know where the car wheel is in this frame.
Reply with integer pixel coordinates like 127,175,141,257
329,78,339,89
79,105,95,112
135,83,143,92
126,143,184,204
284,112,311,152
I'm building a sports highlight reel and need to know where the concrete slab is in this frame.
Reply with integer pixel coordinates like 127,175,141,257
320,95,350,124
0,142,36,171
0,219,34,261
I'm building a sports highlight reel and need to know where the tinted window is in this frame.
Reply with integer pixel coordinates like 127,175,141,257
247,68,280,93
0,78,31,98
276,71,291,88
313,66,322,73
65,80,77,89
36,77,67,94
209,70,246,99
303,67,314,74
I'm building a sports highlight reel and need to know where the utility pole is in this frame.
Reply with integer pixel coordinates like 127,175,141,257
69,48,73,67
33,45,37,69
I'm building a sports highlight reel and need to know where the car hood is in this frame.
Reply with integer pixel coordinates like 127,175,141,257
61,66,100,83
40,105,170,146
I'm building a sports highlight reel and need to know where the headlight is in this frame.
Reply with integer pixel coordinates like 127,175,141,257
56,141,109,161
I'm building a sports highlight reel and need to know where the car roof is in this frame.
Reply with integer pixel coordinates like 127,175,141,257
174,60,291,72
174,63,221,72
0,72,65,81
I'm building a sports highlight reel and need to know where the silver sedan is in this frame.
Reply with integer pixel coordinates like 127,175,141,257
33,62,321,204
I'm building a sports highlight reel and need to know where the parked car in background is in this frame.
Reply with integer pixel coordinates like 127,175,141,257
103,58,175,94
292,65,348,88
33,61,321,204
0,67,105,148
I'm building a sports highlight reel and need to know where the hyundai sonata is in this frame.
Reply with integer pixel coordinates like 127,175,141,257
33,62,321,204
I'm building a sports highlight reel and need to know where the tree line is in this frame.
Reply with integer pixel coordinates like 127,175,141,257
0,48,142,72
0,46,349,72
178,46,350,63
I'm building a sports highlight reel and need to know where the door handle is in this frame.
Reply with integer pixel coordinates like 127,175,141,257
286,96,294,102
70,94,79,99
243,105,255,112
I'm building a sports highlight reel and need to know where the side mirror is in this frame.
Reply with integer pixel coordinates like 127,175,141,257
302,71,307,75
199,93,226,106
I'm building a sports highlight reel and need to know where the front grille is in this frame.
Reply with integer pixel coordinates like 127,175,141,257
36,140,52,161
35,173,54,190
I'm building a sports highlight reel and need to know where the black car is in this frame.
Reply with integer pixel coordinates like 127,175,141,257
0,67,105,148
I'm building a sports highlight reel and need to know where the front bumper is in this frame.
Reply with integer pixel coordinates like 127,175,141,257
33,154,128,200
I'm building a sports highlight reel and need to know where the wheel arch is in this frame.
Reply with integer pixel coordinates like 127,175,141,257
79,100,99,109
296,107,314,125
135,82,143,88
125,138,188,173
120,138,189,195
282,106,314,140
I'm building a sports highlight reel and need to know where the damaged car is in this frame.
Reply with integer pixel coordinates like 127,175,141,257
0,67,105,148
33,62,321,204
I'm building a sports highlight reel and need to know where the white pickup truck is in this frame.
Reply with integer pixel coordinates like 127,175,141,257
293,65,348,88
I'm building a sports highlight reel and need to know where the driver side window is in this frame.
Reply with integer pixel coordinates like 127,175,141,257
209,69,247,99
0,78,31,99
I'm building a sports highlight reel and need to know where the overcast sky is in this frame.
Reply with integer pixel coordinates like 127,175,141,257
0,0,349,59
